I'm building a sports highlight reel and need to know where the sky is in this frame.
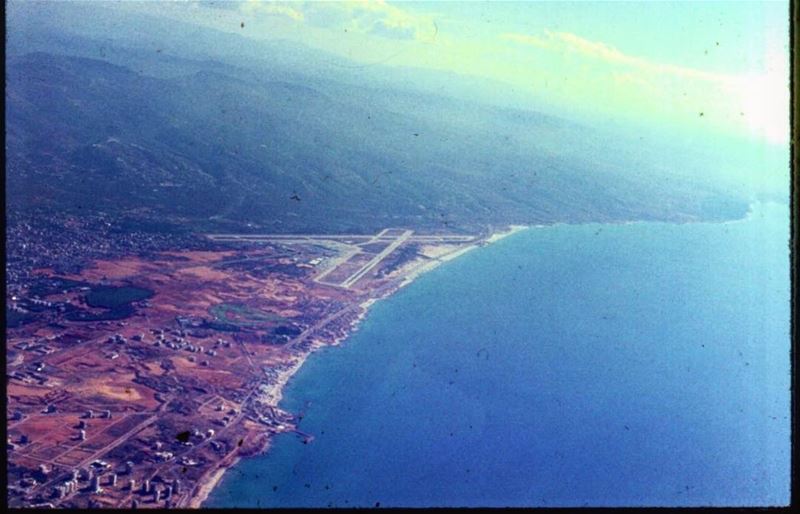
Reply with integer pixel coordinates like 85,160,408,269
113,1,789,146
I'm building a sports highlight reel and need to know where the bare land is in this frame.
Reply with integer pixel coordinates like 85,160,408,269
5,227,517,508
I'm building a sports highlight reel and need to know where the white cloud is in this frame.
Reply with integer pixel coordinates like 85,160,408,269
262,1,436,41
344,0,435,40
502,30,725,83
241,0,304,22
502,30,789,144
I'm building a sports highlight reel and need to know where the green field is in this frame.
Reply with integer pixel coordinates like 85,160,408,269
210,303,289,327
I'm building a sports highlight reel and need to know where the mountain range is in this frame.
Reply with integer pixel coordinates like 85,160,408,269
5,1,755,234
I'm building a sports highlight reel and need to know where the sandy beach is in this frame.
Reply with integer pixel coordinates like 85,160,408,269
189,225,527,507
485,224,529,243
188,462,233,508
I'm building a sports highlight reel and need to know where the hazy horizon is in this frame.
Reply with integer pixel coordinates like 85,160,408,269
7,0,789,200
5,1,791,509
38,0,789,145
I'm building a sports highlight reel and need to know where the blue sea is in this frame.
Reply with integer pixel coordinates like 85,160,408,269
206,202,790,507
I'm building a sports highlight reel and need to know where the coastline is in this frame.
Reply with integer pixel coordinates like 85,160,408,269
485,224,528,244
190,224,527,508
257,355,311,407
187,430,273,508
191,205,788,508
397,225,529,288
188,460,235,508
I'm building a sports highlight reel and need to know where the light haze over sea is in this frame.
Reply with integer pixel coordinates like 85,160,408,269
207,201,790,507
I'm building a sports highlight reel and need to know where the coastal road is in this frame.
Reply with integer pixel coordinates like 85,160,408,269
160,273,419,506
284,303,363,353
206,234,375,241
206,232,474,244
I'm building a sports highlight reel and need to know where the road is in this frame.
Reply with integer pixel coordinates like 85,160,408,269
23,412,160,501
206,234,375,241
284,303,362,352
107,264,418,507
340,230,413,289
205,230,475,244
312,246,361,284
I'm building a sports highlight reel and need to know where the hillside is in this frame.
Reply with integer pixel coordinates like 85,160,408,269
5,50,747,235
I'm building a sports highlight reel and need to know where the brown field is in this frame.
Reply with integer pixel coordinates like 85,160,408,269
161,250,235,262
11,414,81,441
8,384,53,398
69,258,162,281
143,361,166,375
75,374,154,405
174,266,232,282
7,234,473,508
56,353,126,376
76,414,152,453
28,444,74,461
54,448,96,467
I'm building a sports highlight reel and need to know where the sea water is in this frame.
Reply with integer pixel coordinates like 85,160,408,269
206,202,790,507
